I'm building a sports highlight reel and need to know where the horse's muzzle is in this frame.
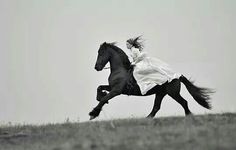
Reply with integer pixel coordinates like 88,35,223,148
95,64,102,71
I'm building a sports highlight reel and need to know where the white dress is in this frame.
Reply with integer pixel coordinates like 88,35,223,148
130,47,181,95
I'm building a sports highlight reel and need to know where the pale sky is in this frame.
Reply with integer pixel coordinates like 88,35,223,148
0,0,236,124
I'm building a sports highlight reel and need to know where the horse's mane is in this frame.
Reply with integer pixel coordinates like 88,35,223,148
106,43,131,70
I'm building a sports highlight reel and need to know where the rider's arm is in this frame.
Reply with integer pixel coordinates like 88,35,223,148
131,48,142,65
131,48,147,65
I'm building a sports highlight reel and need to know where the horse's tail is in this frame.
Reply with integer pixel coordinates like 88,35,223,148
179,75,214,109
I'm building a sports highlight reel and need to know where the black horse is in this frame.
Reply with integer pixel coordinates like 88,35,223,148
89,42,214,120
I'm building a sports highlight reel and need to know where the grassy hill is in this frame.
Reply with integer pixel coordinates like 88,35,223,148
0,113,236,150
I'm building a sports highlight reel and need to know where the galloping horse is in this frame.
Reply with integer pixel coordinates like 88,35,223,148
89,42,214,120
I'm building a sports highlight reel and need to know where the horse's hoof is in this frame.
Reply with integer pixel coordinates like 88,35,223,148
146,115,154,119
90,116,96,120
89,108,101,120
89,111,97,120
186,112,193,116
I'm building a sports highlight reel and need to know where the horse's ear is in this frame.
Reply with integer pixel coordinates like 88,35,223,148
103,42,107,47
100,42,106,47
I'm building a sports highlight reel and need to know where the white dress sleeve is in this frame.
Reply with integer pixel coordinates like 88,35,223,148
131,48,147,65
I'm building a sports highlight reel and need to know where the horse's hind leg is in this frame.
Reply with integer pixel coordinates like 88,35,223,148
172,94,192,115
147,91,166,118
166,79,192,116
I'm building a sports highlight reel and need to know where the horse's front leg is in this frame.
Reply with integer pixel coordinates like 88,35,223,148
89,89,121,120
97,85,111,102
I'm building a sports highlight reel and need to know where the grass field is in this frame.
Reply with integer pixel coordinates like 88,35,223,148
0,113,236,150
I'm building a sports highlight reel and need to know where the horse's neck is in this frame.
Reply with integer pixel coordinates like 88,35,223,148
109,50,128,73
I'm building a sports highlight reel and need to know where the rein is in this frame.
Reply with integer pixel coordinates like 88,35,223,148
104,67,110,69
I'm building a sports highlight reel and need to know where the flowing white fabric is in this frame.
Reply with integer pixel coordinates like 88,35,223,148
130,47,181,95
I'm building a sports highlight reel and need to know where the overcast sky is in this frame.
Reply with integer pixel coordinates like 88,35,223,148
0,0,236,124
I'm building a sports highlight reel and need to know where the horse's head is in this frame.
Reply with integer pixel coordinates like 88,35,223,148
95,42,111,71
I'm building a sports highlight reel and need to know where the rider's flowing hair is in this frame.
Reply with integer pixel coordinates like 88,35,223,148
126,36,144,51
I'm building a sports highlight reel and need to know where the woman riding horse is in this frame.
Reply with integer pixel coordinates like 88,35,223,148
126,36,181,95
89,37,213,120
